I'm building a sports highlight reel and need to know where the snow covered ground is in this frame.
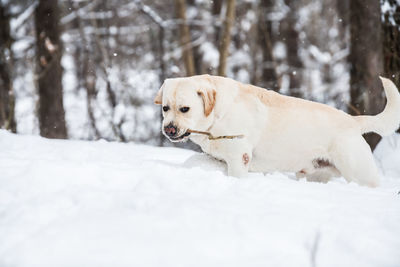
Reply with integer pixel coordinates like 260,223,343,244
0,130,399,267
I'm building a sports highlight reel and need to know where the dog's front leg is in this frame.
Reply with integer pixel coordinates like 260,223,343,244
225,151,252,178
201,138,252,178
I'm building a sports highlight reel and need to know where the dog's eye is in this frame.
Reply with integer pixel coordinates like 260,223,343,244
180,107,190,113
162,106,170,112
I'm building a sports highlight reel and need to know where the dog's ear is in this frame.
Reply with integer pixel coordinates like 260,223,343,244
154,83,164,105
197,88,216,117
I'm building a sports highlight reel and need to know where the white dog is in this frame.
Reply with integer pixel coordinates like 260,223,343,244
155,75,400,187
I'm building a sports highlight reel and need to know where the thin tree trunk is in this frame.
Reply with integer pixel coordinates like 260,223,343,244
174,0,195,76
158,27,166,82
0,3,16,132
89,0,126,142
382,0,400,133
280,0,302,96
218,0,235,76
212,0,223,44
349,0,384,150
156,25,168,145
84,67,101,140
258,0,278,91
78,12,101,139
134,0,167,145
134,0,167,82
187,0,203,75
34,0,67,139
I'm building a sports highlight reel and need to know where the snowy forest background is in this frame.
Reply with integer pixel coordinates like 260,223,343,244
0,0,399,150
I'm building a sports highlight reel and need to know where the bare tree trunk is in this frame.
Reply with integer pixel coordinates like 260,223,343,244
84,60,101,140
174,0,195,76
218,0,235,77
134,0,167,145
88,0,126,142
281,0,302,96
70,2,101,140
212,0,223,44
187,0,202,74
258,0,278,91
0,2,16,132
349,0,384,151
158,27,166,81
134,0,166,82
35,0,67,139
156,20,167,145
382,0,400,133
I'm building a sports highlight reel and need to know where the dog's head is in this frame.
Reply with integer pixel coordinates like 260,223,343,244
154,75,216,142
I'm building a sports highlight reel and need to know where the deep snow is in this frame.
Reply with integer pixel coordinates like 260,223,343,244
0,130,399,267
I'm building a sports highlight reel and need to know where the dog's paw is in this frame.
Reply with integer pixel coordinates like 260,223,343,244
183,153,226,173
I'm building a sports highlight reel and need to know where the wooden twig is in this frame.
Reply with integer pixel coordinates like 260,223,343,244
187,129,244,140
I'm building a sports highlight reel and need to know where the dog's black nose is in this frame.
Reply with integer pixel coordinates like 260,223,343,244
164,124,177,137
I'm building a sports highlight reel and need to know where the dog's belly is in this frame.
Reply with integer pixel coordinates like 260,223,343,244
250,143,329,173
248,118,336,173
249,154,307,173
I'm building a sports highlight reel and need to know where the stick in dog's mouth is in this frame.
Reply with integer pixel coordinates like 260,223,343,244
187,129,244,140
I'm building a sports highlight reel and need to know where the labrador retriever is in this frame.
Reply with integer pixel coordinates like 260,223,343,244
154,75,400,187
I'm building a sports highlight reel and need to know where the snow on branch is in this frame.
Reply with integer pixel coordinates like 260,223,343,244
11,1,38,33
60,0,98,25
132,0,166,28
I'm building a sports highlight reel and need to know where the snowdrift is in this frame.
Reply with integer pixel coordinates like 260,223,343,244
0,130,399,267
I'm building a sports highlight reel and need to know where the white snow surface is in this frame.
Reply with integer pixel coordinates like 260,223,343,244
0,130,400,267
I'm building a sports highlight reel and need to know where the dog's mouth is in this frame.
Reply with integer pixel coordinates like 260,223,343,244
168,131,191,142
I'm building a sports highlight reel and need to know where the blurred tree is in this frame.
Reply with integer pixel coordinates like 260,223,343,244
187,0,203,75
212,0,223,44
35,0,67,139
382,0,400,133
5,0,398,145
281,0,302,96
69,1,101,140
91,0,126,142
0,2,16,132
135,0,167,82
349,0,385,151
218,0,235,76
257,0,279,91
175,0,195,76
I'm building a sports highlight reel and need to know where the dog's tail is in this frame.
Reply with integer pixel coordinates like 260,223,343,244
354,77,400,136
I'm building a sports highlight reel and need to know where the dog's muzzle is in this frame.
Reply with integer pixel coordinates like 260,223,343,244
163,123,191,141
164,123,177,137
